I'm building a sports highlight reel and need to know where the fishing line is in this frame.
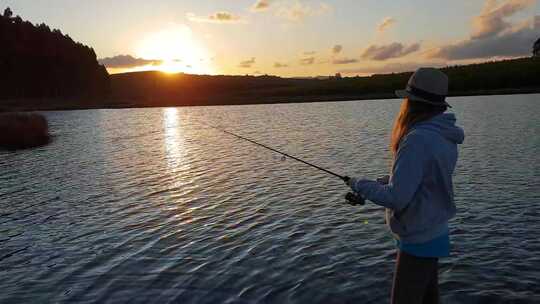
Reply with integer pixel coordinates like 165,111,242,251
201,122,364,206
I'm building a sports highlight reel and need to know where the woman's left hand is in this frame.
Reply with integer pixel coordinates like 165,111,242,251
343,176,359,189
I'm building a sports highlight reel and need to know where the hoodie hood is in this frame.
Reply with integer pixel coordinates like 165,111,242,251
414,113,465,144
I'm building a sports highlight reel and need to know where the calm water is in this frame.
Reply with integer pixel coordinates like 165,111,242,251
1,95,539,303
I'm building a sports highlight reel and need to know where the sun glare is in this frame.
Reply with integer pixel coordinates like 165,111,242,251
136,25,214,75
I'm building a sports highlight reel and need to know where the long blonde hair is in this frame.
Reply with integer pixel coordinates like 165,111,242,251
391,98,446,158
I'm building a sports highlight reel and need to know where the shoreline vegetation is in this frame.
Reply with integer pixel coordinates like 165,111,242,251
0,112,49,150
1,7,540,112
2,86,540,112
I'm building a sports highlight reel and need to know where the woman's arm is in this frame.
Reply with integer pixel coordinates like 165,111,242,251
351,133,425,211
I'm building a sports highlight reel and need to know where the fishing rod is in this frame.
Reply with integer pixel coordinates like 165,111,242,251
202,123,365,206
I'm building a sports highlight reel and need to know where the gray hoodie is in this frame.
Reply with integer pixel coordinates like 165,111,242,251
352,113,465,244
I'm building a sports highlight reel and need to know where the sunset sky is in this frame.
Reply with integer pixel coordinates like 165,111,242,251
2,0,539,76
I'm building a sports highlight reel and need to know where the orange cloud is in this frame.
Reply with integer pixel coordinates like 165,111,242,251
377,17,396,32
332,58,358,65
472,0,534,39
362,42,421,61
299,57,315,65
429,16,539,60
239,57,256,68
187,12,244,24
252,0,273,11
275,1,331,22
429,0,538,60
98,55,162,68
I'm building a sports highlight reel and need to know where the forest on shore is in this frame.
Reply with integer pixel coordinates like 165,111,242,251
0,8,109,108
1,8,539,111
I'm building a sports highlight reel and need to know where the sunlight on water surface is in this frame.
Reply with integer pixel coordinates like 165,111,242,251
1,95,539,303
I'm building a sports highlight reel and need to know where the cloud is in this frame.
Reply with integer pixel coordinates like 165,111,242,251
378,17,396,32
472,0,534,39
275,1,331,22
239,57,256,68
252,0,273,11
429,16,539,60
299,57,316,65
332,58,359,65
361,42,421,61
274,62,289,68
339,61,446,75
332,44,343,54
98,55,163,68
428,0,538,60
304,51,316,55
251,0,331,21
187,12,244,24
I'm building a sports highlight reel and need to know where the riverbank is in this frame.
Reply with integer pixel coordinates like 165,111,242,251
1,88,539,112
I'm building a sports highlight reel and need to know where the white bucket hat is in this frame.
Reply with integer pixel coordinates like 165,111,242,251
395,67,451,108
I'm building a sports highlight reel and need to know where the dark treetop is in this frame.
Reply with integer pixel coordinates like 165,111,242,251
0,8,109,102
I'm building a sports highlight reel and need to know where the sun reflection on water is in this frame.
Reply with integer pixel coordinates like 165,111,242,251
162,107,198,212
163,107,187,171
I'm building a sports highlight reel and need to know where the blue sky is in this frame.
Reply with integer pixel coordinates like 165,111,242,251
2,0,539,76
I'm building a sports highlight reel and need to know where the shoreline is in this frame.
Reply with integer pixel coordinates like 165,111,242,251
1,88,539,112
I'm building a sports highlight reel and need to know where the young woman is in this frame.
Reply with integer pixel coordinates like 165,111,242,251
345,68,465,304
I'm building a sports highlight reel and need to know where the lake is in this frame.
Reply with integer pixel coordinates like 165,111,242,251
1,94,539,303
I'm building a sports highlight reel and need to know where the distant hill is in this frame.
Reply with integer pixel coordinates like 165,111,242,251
108,57,540,108
0,8,109,106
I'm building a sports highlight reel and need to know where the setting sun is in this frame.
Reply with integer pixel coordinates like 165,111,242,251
135,25,214,74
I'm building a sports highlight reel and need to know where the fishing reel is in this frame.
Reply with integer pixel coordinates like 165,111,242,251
345,192,365,206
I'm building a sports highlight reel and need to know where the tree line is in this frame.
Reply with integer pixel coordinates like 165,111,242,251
110,56,540,107
0,8,109,102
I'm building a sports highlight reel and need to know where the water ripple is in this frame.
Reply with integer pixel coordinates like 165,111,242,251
1,95,539,303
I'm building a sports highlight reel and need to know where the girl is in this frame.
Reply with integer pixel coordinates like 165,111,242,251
346,68,465,304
